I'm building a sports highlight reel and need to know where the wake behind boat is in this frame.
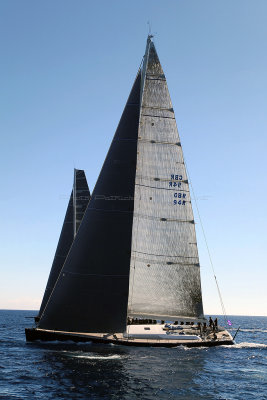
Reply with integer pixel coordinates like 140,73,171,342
25,36,234,348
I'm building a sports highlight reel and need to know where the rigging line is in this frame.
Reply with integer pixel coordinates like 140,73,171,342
142,106,173,111
132,250,198,258
64,271,128,277
146,77,166,81
135,183,189,191
141,114,175,119
138,140,181,146
184,159,228,326
132,257,200,266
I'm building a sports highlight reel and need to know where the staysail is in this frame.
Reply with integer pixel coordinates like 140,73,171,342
127,37,204,321
38,71,141,333
38,169,90,318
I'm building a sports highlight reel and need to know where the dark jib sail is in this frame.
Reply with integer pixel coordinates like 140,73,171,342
38,71,141,333
38,169,90,319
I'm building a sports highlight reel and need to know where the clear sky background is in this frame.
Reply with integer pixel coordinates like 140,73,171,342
0,0,266,316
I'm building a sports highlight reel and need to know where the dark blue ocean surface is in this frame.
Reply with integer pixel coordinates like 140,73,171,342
0,311,266,400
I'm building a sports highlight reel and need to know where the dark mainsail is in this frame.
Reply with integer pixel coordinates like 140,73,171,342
38,71,141,333
38,169,90,318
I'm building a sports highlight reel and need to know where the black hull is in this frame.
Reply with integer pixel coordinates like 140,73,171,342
25,328,234,348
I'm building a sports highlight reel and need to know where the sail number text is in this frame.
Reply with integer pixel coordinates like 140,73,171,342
170,174,186,205
169,174,182,188
174,193,186,205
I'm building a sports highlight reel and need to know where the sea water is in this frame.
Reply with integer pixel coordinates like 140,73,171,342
0,311,266,400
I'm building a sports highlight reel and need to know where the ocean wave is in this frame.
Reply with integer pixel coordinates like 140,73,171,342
223,342,267,349
178,346,207,351
63,352,122,360
176,342,267,350
228,328,267,333
239,329,267,333
74,354,121,360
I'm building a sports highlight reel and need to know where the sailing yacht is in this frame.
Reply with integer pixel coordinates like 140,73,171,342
25,36,234,347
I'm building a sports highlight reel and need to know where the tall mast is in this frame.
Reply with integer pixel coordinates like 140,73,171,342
140,35,153,104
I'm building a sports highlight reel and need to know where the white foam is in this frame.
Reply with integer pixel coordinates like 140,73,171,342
63,353,121,360
179,346,207,351
73,354,121,360
239,329,267,333
222,342,267,349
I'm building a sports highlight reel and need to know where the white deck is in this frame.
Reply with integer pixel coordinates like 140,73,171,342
123,324,201,340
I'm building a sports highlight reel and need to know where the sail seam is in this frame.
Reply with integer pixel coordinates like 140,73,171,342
64,271,128,277
135,175,188,183
138,139,181,146
113,138,137,142
133,214,194,223
146,78,166,81
142,106,173,111
88,208,133,214
131,259,200,266
132,250,198,258
135,183,189,192
141,114,175,119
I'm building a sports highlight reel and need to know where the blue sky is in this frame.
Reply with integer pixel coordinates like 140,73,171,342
0,0,266,316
